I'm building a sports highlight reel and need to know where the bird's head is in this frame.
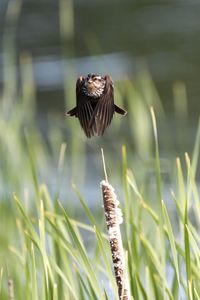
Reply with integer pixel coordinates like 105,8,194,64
83,74,106,98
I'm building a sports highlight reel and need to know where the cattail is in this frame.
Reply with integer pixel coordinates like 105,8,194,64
101,180,130,300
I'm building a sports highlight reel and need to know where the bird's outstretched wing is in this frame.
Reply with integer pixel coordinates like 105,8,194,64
66,106,77,116
114,104,127,116
88,75,115,136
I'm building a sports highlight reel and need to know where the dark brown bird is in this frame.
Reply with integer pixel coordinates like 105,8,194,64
66,74,127,138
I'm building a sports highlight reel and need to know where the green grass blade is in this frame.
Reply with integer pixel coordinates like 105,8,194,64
71,183,98,226
30,243,39,300
0,268,3,297
59,203,102,297
161,200,180,284
191,117,200,176
184,199,192,299
150,107,166,295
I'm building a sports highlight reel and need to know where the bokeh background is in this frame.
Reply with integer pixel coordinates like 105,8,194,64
0,0,199,207
0,1,200,299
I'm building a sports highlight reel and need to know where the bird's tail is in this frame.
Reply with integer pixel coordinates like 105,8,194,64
114,104,127,116
65,107,77,117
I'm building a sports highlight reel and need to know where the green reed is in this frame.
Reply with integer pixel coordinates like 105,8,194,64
0,118,199,299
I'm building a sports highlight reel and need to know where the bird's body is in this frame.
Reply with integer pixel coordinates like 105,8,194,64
66,74,127,138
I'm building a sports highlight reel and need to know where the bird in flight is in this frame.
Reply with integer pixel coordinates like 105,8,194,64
66,74,127,138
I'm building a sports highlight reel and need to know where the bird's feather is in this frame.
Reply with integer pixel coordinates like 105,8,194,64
76,77,95,137
88,75,115,136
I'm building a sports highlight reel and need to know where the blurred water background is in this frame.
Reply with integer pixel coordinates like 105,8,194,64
0,0,199,207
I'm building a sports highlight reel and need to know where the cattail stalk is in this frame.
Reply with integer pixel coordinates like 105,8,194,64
101,180,130,300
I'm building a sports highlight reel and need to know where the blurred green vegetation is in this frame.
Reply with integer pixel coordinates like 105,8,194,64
0,0,200,299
